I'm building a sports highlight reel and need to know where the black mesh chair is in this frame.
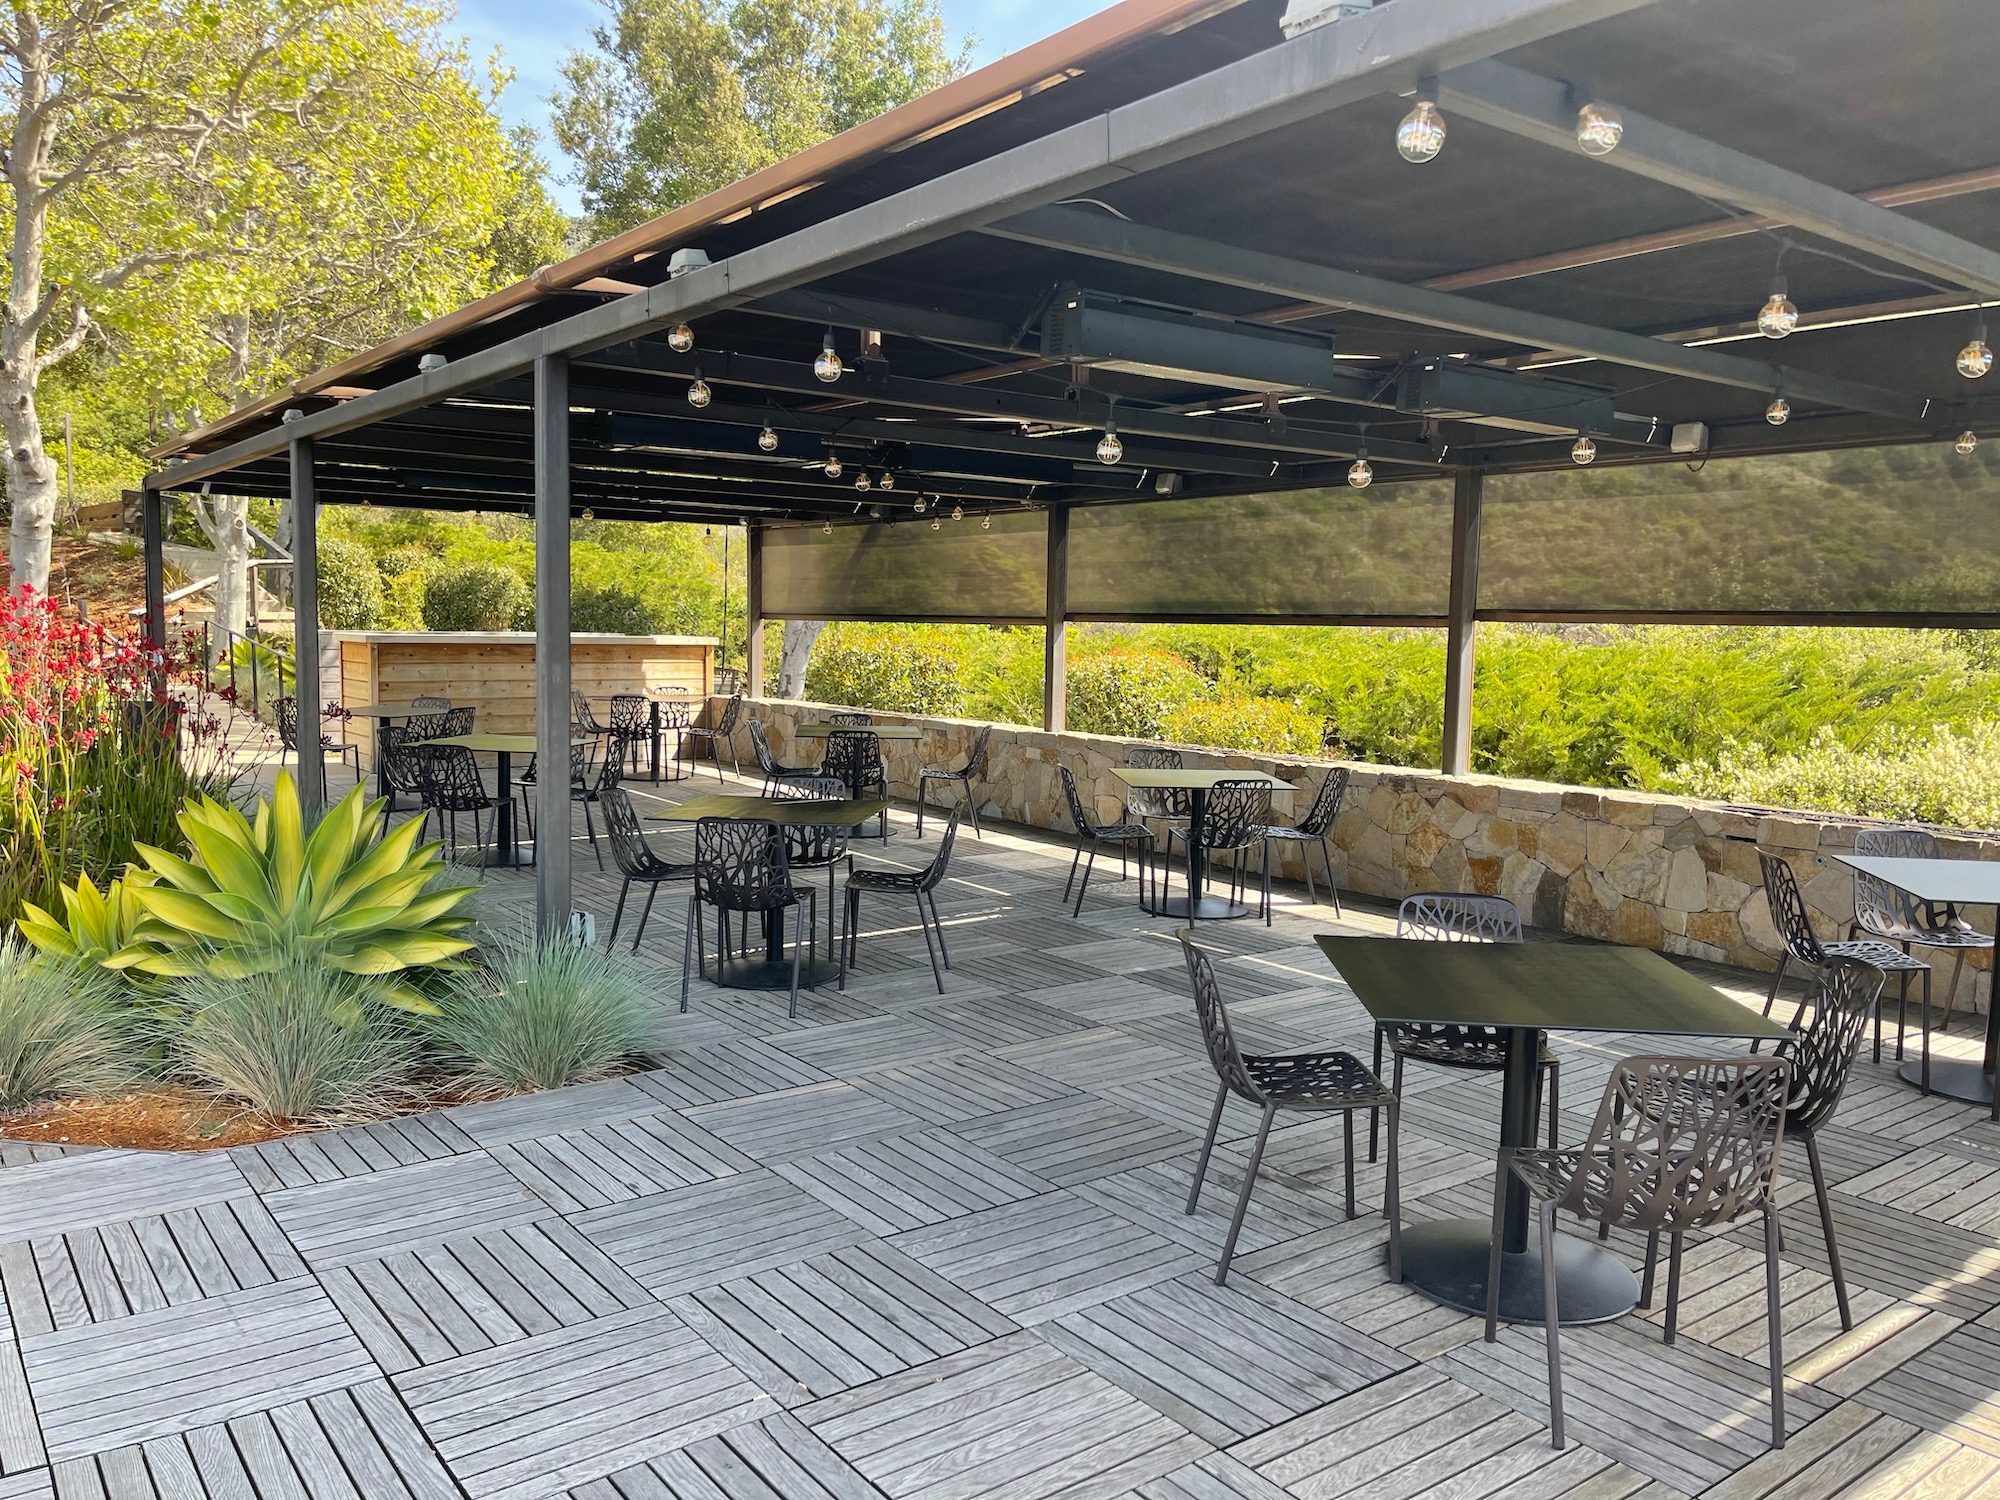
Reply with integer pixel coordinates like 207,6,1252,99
375,722,428,810
1487,1056,1793,1451
408,743,500,864
274,696,360,795
843,808,962,994
682,694,744,782
601,785,694,952
1163,779,1275,926
749,718,821,796
1852,826,1992,1040
821,730,889,837
405,700,457,743
1179,930,1398,1283
776,775,852,961
1370,894,1558,1161
1058,763,1155,918
438,705,476,737
1125,745,1191,837
917,725,991,840
514,735,605,870
680,817,816,1019
1263,766,1349,915
608,693,654,776
829,711,874,726
410,694,451,713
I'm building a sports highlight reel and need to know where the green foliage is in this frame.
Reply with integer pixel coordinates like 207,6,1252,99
317,537,384,630
1166,696,1323,757
170,957,412,1122
17,872,157,975
421,563,532,631
804,624,969,715
571,584,662,634
1065,646,1210,740
0,941,132,1107
427,935,658,1092
1670,724,2000,829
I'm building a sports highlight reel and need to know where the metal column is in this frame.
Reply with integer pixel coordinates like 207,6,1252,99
744,524,765,695
290,438,324,815
141,486,166,653
1042,504,1069,732
534,355,573,936
1441,468,1483,776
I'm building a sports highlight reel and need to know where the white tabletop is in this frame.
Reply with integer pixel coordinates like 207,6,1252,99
1832,854,2000,906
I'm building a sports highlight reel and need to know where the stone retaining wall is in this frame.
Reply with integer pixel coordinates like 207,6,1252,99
730,697,1997,1011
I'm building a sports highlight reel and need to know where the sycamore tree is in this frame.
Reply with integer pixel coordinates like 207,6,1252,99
1,0,567,598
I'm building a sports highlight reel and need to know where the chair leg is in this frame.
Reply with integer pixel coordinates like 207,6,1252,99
1546,1060,1561,1149
1540,1199,1565,1450
1384,1100,1402,1280
1943,949,1967,1034
583,802,603,872
1342,1109,1357,1218
916,778,928,838
1063,843,1084,905
928,891,951,971
680,895,698,1011
839,888,858,990
1323,836,1341,917
788,906,803,1021
1484,1151,1510,1342
633,883,660,951
1188,1082,1228,1214
1369,1027,1386,1163
610,877,631,942
1074,842,1100,918
1921,966,1934,1094
1639,1231,1660,1307
1216,1103,1275,1284
1805,1130,1852,1332
916,893,945,994
1663,1232,1685,1343
1764,1204,1787,1449
966,779,983,839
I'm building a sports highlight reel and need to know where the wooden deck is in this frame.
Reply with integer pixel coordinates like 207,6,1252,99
6,764,2000,1499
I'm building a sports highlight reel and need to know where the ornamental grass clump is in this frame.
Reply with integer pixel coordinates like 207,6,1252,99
428,935,659,1092
0,939,133,1108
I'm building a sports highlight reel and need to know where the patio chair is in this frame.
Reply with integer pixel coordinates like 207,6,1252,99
602,784,694,952
1058,763,1155,918
775,775,853,961
1179,929,1398,1283
820,729,889,837
375,722,428,810
680,817,817,1019
274,695,360,796
405,698,456,742
1125,745,1190,837
1759,852,1925,1081
608,693,654,776
1486,1055,1793,1451
1262,766,1350,915
829,711,874,726
843,807,963,993
1370,894,1558,1162
917,724,991,839
749,718,822,796
515,736,606,869
1852,826,1992,1037
408,743,500,865
681,693,744,782
1162,779,1275,926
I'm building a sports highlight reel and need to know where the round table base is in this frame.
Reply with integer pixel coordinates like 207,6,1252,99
1397,1218,1639,1325
1143,894,1254,921
710,955,841,991
1898,1056,1994,1105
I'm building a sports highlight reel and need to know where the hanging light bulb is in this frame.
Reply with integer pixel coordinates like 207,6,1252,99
930,516,941,531
667,324,695,353
1765,394,1790,426
951,503,964,522
1575,100,1624,156
1757,276,1798,338
686,369,711,408
824,454,843,479
1957,318,1992,378
1396,82,1446,164
878,471,894,491
1346,451,1372,489
757,423,778,453
814,328,843,383
1571,431,1597,465
854,472,871,492
981,509,992,529
1957,430,1979,455
823,519,833,534
913,494,928,514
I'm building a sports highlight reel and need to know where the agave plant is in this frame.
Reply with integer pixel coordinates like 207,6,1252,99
17,869,158,970
100,772,474,1012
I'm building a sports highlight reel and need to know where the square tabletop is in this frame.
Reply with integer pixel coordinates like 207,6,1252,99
795,723,927,740
1831,854,2000,907
650,794,892,827
1315,935,1787,1039
344,703,432,720
1111,768,1294,791
413,733,577,755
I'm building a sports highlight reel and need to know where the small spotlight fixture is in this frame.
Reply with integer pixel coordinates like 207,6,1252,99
417,352,447,373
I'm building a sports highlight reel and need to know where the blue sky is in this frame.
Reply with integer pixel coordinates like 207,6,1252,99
452,0,1118,213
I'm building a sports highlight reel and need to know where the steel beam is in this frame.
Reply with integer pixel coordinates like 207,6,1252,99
289,437,324,815
1043,503,1069,733
745,525,765,696
1441,469,1482,777
141,487,166,651
1439,61,2000,300
992,205,1933,424
534,355,572,937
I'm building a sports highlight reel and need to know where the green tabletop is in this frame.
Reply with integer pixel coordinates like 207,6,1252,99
1832,854,2000,907
1113,768,1293,791
345,703,433,720
1314,935,1787,1039
794,723,926,740
650,794,892,827
413,733,578,754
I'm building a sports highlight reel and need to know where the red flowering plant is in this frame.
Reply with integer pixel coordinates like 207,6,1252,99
0,586,233,931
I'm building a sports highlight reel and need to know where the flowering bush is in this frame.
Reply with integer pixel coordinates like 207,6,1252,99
0,586,229,929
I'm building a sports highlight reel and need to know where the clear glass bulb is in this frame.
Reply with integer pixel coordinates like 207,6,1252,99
1096,430,1123,465
1346,456,1372,489
667,324,694,353
824,456,842,479
913,495,928,513
823,520,833,534
878,472,894,491
930,516,940,531
1957,430,1979,455
1396,99,1446,164
814,335,843,383
1575,101,1624,156
1958,338,1993,378
951,504,964,522
981,512,991,529
854,472,870,491
757,425,778,453
1757,292,1798,338
1765,396,1790,426
687,377,711,409
1571,434,1597,465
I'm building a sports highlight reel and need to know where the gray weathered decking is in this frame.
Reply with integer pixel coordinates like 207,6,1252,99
5,764,2000,1499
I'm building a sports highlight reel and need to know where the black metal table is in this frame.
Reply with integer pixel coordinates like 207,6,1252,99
1115,768,1291,920
1315,935,1787,1325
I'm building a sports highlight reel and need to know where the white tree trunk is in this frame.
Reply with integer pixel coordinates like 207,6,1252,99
777,619,826,699
192,493,251,655
2,373,58,594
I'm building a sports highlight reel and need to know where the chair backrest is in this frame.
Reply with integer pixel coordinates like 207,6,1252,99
693,817,794,911
592,739,625,793
821,729,882,792
1177,929,1264,1106
963,724,993,778
1059,763,1098,836
748,718,781,775
1196,780,1274,852
1128,745,1183,770
830,711,873,726
1296,766,1350,837
1758,851,1828,966
779,778,853,864
599,784,662,878
776,774,848,800
1851,826,1942,939
1855,825,1942,860
917,806,963,893
1780,956,1886,1137
570,691,607,734
439,706,477,736
413,744,487,809
1125,743,1188,819
274,695,300,751
715,694,745,735
1396,893,1523,943
609,694,649,734
1573,1055,1792,1232
376,722,425,795
410,694,451,712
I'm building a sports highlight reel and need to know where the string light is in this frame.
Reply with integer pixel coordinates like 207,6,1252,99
823,519,833,534
1396,81,1445,163
981,508,992,529
913,494,929,514
686,368,711,408
878,472,895,491
1757,256,1798,338
824,455,842,479
1958,316,1992,378
1096,400,1123,465
1571,431,1597,465
667,324,694,353
757,423,778,453
951,503,964,522
1346,451,1372,489
1957,430,1979,455
855,472,871,491
1765,394,1790,426
1575,101,1624,156
930,516,940,530
814,328,843,383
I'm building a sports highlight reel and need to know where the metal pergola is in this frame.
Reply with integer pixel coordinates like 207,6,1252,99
146,0,2000,931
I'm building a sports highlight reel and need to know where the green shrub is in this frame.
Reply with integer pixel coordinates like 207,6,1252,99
171,958,412,1122
1669,723,2000,831
570,584,662,634
805,624,970,716
0,941,132,1107
1166,696,1323,756
426,935,658,1092
316,537,384,630
421,563,531,631
1065,646,1210,740
374,548,435,629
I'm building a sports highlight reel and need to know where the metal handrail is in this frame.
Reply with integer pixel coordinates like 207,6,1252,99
204,619,294,721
